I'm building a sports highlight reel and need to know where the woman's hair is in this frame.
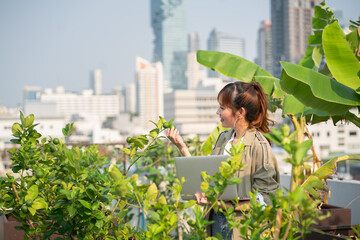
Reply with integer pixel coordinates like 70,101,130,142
217,81,273,133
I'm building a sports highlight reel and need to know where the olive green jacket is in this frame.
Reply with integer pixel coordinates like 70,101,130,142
211,128,280,205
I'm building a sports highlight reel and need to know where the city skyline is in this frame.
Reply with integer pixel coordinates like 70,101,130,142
0,0,359,108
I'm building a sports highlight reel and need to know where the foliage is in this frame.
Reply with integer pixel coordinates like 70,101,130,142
0,114,200,239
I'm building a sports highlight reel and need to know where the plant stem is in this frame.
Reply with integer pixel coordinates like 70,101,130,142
111,199,121,215
125,132,162,175
11,183,35,229
304,124,329,204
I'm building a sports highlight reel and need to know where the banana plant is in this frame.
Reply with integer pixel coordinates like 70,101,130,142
197,1,360,196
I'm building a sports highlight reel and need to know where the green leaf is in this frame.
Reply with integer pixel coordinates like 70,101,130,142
170,214,178,226
115,181,128,198
282,95,306,116
158,194,167,205
24,114,34,128
280,124,290,137
200,181,209,191
323,21,360,92
150,212,160,222
314,5,333,19
149,129,158,138
201,122,228,155
12,165,22,173
95,220,104,228
94,212,105,220
122,148,131,155
308,30,322,45
32,198,48,210
298,46,322,70
79,200,92,209
253,76,281,96
228,177,242,185
108,164,123,182
28,207,36,216
20,112,25,126
184,200,196,209
145,183,158,202
346,30,360,56
197,50,271,82
11,123,22,135
25,185,39,201
67,204,77,218
280,62,360,115
294,140,313,166
312,17,328,29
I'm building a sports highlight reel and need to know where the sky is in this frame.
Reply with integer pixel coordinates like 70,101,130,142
0,0,359,108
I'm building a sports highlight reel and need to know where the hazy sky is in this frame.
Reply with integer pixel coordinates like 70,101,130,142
0,0,359,108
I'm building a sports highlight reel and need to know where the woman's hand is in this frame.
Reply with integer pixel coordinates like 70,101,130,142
166,127,191,157
195,192,208,205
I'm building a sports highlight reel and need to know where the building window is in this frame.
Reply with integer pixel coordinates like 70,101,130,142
320,145,330,150
349,131,357,136
327,132,330,137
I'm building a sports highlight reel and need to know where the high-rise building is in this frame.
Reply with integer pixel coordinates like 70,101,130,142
207,29,245,78
125,83,136,114
256,20,273,75
90,69,102,95
151,0,188,90
271,0,321,77
186,52,207,90
188,32,201,53
186,32,205,89
135,57,164,130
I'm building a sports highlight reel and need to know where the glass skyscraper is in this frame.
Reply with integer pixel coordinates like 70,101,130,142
151,0,188,90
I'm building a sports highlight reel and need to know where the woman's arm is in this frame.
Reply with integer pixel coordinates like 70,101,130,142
166,127,191,157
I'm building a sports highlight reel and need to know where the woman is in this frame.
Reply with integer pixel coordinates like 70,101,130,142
167,81,280,239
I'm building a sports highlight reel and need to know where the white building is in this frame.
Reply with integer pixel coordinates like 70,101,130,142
24,86,120,123
90,69,102,95
164,79,227,138
135,56,164,130
308,120,360,159
0,115,65,145
125,83,137,114
186,52,207,90
188,32,201,53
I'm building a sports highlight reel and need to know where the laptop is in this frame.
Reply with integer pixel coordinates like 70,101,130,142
174,155,239,201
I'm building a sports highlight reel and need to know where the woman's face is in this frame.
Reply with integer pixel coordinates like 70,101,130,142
216,99,237,129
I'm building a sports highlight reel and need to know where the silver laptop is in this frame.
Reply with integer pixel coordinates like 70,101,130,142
174,155,239,201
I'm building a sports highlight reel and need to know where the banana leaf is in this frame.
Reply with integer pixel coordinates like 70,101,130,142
280,61,360,116
197,51,283,98
323,21,360,93
302,154,360,198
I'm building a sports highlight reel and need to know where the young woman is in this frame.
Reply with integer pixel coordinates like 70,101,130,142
167,81,280,239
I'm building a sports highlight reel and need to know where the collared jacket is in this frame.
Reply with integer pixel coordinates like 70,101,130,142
211,128,280,205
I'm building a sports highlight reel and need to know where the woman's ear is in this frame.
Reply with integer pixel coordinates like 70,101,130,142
240,107,246,117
